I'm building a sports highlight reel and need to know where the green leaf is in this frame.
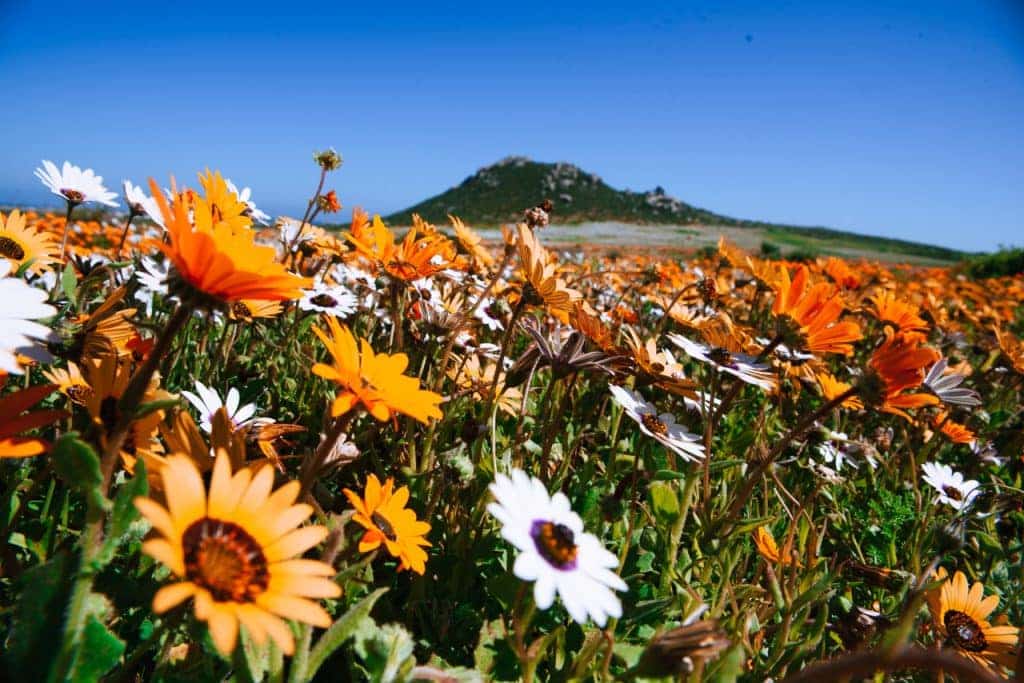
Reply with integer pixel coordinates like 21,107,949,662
52,433,108,513
649,480,680,525
69,615,125,682
706,644,745,683
61,263,78,305
2,551,72,680
354,621,416,683
132,398,181,420
305,588,388,679
94,459,149,569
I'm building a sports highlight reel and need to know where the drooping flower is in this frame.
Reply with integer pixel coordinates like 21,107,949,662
488,469,627,626
342,474,431,574
667,333,776,391
609,385,705,463
516,223,582,322
921,462,980,511
867,291,929,333
83,353,166,469
35,160,118,208
0,209,58,274
752,526,802,567
182,380,260,434
149,174,310,307
0,260,57,374
0,378,66,458
925,568,1018,671
923,358,981,407
312,315,443,424
135,451,340,655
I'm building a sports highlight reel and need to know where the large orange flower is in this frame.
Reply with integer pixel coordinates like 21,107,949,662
149,175,309,305
867,291,929,333
863,329,940,418
312,316,443,424
772,265,862,356
516,223,581,322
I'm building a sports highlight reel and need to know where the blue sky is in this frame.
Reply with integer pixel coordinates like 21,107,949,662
1,1,1021,251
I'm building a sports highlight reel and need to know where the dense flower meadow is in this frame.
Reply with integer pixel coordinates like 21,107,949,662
1,154,1023,681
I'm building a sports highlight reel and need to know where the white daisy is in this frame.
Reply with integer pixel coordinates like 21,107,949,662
181,380,260,433
923,357,981,407
134,257,172,317
667,333,776,391
278,217,312,251
0,260,57,374
122,180,164,227
473,297,504,332
226,179,271,224
35,160,118,207
298,283,358,317
920,462,981,511
488,469,627,626
609,385,705,462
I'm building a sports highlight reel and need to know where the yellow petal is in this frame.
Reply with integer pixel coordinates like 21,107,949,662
264,525,329,562
152,582,196,613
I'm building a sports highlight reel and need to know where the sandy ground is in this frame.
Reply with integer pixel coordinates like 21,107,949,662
469,222,952,265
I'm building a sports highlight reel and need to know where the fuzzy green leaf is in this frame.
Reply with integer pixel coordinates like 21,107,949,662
1,551,72,680
69,615,125,682
306,588,388,679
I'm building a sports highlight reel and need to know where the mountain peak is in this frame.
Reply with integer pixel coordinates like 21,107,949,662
387,156,721,226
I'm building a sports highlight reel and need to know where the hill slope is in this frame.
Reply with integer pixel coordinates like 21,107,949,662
384,156,967,262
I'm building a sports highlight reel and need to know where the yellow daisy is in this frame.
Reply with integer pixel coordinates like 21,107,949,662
343,474,431,575
926,568,1018,671
135,450,340,656
0,209,58,274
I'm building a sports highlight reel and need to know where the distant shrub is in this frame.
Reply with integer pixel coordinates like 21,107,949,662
695,245,717,260
965,247,1024,279
787,248,820,263
760,241,782,258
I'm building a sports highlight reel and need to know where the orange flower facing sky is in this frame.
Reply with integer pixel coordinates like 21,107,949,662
312,315,443,424
149,174,310,306
772,265,862,356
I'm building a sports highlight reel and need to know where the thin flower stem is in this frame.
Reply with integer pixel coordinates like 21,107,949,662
778,646,1004,683
57,201,76,265
660,471,699,593
116,213,136,259
299,411,356,498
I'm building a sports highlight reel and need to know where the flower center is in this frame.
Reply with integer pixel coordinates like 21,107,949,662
531,520,579,570
310,293,338,308
707,347,736,368
182,517,270,602
944,610,988,652
232,301,252,319
371,511,398,541
61,188,85,203
641,412,669,436
0,236,25,260
66,384,94,405
942,485,964,501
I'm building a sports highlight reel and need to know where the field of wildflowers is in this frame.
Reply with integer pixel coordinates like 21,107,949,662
1,154,1022,682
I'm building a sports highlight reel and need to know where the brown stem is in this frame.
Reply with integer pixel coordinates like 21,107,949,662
299,411,357,498
116,213,136,259
779,646,1004,683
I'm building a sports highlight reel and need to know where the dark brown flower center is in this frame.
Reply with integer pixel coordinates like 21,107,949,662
531,520,579,570
66,384,94,405
182,517,270,602
707,347,735,367
232,301,252,319
944,610,988,652
61,188,85,203
0,236,25,260
371,511,398,541
310,293,337,308
943,485,964,501
641,412,669,436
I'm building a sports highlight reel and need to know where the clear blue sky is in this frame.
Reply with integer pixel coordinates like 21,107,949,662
1,1,1022,251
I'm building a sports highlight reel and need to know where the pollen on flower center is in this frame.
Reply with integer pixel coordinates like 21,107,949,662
60,188,85,203
0,236,25,260
232,301,252,319
66,384,94,405
371,511,398,541
707,347,736,368
944,609,988,652
641,412,669,436
182,517,270,602
531,520,579,570
310,293,338,308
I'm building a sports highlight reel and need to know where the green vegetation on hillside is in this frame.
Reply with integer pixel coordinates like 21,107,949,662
382,156,968,262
